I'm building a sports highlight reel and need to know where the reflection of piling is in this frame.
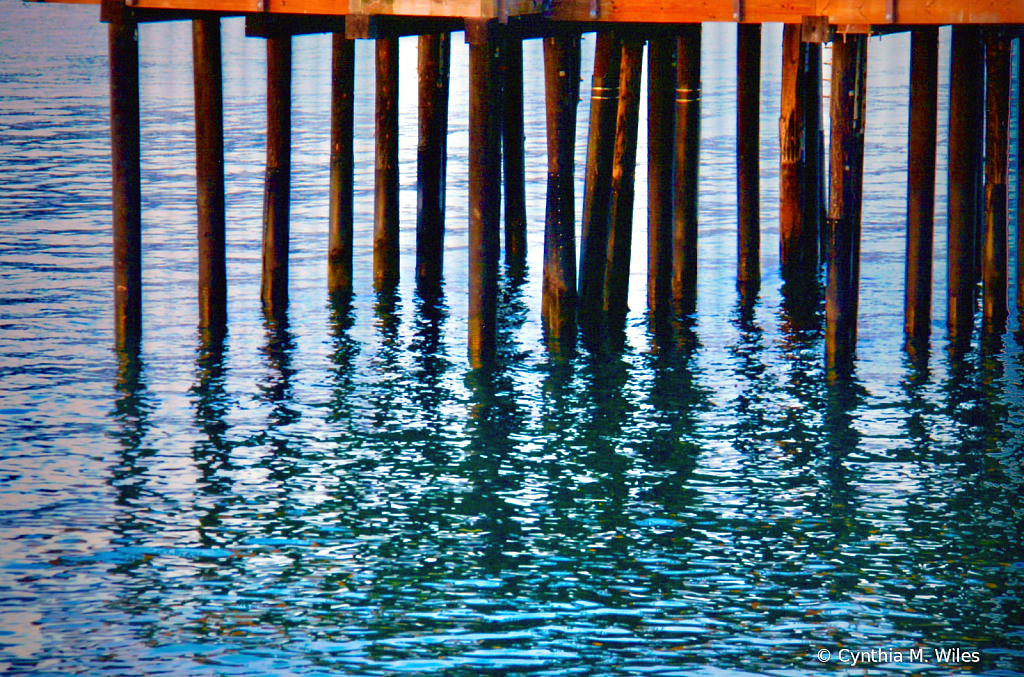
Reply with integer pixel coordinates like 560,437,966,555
328,34,355,295
374,37,400,287
109,20,142,349
904,27,937,342
647,35,675,318
193,18,227,330
825,34,866,373
983,28,1009,336
261,35,291,314
736,23,760,301
578,31,620,328
603,37,643,327
502,35,528,273
947,26,983,345
416,32,451,287
542,33,580,351
673,25,700,316
468,36,502,368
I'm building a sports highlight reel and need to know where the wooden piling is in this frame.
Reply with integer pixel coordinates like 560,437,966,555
193,18,226,330
603,37,644,327
983,28,1010,335
673,24,701,316
904,26,938,341
328,34,355,295
802,41,823,263
825,33,867,373
947,25,983,344
579,31,621,328
502,35,528,273
109,20,142,348
468,38,502,367
737,23,760,300
374,36,400,288
543,33,581,350
647,35,675,317
261,35,291,315
780,24,817,275
416,32,451,287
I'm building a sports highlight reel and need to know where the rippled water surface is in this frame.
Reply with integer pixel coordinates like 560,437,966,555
2,2,1024,674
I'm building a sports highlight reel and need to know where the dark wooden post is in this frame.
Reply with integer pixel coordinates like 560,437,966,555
109,20,142,349
468,36,502,368
604,37,644,327
503,35,528,273
825,34,867,373
904,26,938,341
193,18,226,330
737,23,760,301
374,36,400,288
647,35,675,317
416,32,451,287
673,24,701,316
947,26,983,345
261,35,291,315
329,34,355,296
802,40,823,264
543,33,581,351
983,28,1010,335
579,31,621,328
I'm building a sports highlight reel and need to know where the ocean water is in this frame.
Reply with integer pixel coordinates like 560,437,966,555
1,2,1023,674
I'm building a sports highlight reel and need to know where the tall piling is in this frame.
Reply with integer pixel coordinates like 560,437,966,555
416,32,451,288
647,35,675,318
983,28,1010,335
374,36,400,288
802,40,823,261
947,26,983,345
578,31,621,329
193,18,226,330
904,26,938,341
737,23,760,301
825,34,867,373
543,33,581,352
673,25,701,316
503,35,528,274
328,34,355,296
604,37,644,328
261,35,291,316
109,20,142,349
468,37,502,368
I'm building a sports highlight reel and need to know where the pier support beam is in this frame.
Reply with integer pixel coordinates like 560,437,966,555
904,26,938,342
416,32,451,288
543,33,581,352
737,23,760,302
983,28,1010,336
503,35,528,274
579,31,621,329
375,36,400,288
261,35,291,316
110,20,142,348
948,25,984,346
604,37,644,328
468,38,502,368
647,35,675,318
673,24,701,316
329,34,355,296
193,18,226,330
825,33,867,374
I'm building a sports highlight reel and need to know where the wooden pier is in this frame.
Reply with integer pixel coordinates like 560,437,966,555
40,0,1024,370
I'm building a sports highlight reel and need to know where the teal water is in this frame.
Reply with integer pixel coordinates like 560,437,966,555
1,3,1024,675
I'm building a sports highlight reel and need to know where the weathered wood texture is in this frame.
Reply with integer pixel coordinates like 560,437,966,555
328,34,355,295
543,34,581,351
904,26,937,341
415,32,451,287
261,35,291,315
982,28,1009,334
647,35,674,318
736,23,760,296
673,25,701,316
110,21,142,348
502,36,527,273
374,36,400,288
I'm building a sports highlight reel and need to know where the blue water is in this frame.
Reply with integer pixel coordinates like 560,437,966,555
1,3,1023,675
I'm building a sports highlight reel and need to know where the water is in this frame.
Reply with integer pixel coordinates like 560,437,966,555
2,3,1024,674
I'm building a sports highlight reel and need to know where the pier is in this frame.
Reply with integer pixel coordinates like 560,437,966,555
32,0,1024,372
